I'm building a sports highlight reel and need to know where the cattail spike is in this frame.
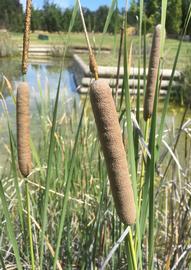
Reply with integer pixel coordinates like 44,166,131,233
22,0,32,75
17,82,31,177
89,53,98,80
143,24,161,121
90,79,136,225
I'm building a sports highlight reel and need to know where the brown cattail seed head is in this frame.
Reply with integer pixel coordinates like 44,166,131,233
89,53,98,80
143,24,161,121
17,82,31,177
90,79,136,225
22,0,32,75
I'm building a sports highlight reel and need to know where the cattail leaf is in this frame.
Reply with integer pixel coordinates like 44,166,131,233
157,2,191,156
1,93,25,230
52,96,88,270
0,250,6,270
0,181,23,270
134,0,144,172
40,3,80,268
39,71,62,269
160,0,167,56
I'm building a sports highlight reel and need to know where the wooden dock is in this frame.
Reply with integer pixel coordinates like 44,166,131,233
72,54,183,98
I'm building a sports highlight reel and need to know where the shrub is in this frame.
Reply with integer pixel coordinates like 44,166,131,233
0,32,19,57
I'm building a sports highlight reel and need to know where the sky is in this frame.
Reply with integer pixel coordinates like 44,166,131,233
20,0,125,11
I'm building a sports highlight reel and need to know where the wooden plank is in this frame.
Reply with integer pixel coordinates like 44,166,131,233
80,77,180,89
72,54,182,80
77,87,174,96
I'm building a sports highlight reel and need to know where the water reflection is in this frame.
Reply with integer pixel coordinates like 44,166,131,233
0,58,78,115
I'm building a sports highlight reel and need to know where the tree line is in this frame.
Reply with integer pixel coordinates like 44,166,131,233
0,0,190,36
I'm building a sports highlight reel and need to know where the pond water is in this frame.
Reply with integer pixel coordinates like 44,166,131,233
0,57,78,114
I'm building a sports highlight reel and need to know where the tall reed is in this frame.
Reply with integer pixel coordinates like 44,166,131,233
77,0,99,80
19,1,35,269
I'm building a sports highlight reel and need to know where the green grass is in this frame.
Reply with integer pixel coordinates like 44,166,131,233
79,36,191,70
10,31,191,70
11,31,114,48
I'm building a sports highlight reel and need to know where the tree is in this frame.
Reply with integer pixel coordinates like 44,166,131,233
127,0,139,26
0,0,23,31
83,8,93,32
31,8,43,31
73,11,83,32
182,0,191,35
0,0,187,35
94,6,109,32
42,3,62,32
166,0,182,35
108,8,122,33
144,0,161,31
61,8,72,31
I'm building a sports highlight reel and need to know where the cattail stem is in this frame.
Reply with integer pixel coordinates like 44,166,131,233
90,80,136,225
143,24,161,121
26,181,35,270
17,82,31,177
20,2,34,268
22,0,32,75
115,26,124,102
89,53,98,80
77,0,98,80
138,118,150,209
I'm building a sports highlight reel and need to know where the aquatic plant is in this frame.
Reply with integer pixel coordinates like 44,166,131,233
22,0,32,75
16,82,31,177
90,79,136,225
143,24,161,121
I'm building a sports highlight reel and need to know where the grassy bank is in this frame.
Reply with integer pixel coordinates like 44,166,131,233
11,31,115,48
79,36,191,70
10,31,191,70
